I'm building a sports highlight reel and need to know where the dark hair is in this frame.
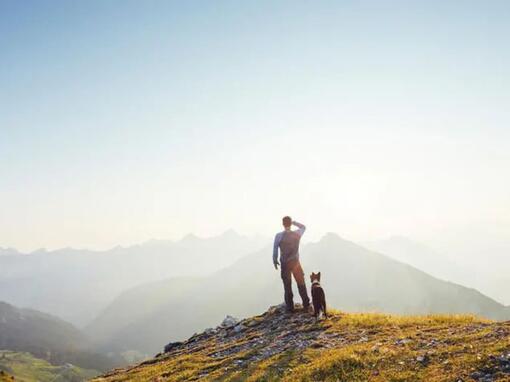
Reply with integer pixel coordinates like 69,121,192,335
282,216,292,228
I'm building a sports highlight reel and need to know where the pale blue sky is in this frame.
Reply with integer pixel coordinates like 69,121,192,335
1,1,509,253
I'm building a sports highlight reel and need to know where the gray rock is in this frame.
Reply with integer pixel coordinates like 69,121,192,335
164,341,183,353
395,338,412,345
204,327,217,336
220,315,239,328
470,371,483,379
266,303,287,315
416,355,429,365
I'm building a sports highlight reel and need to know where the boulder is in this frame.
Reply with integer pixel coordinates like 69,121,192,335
164,341,183,353
220,315,239,328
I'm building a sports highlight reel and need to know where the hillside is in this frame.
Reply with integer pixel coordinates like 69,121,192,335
86,234,510,357
93,304,510,381
0,231,266,326
362,236,472,285
0,301,115,371
363,237,510,307
0,351,98,382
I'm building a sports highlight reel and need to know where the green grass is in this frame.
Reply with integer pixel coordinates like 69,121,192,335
0,351,99,382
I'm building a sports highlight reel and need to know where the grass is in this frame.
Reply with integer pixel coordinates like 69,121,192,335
93,310,510,382
0,371,15,382
0,351,99,382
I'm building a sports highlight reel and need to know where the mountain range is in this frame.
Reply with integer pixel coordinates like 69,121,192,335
85,233,510,357
0,231,266,326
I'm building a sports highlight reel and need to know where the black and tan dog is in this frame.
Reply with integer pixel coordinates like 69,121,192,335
310,272,327,320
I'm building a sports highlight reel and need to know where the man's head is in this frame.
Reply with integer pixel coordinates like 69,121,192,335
282,216,292,228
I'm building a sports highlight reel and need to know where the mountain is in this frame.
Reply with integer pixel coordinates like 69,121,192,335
362,236,472,286
0,301,114,372
86,234,510,357
364,237,510,306
0,351,98,382
0,231,267,326
0,249,19,257
92,304,510,382
479,276,510,306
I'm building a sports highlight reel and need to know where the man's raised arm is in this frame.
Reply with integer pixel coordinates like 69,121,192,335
293,221,306,236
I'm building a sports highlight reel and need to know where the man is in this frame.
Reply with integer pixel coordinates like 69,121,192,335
273,216,310,313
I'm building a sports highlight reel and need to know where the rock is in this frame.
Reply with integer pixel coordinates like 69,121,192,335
164,341,183,353
426,339,439,347
395,338,412,345
496,355,510,367
233,324,245,333
416,355,429,365
266,303,287,315
204,327,217,336
220,315,239,328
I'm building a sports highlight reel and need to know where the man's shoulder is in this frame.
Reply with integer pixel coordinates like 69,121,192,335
291,229,304,238
274,231,284,239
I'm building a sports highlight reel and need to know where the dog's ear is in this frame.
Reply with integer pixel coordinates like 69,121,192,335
317,272,321,280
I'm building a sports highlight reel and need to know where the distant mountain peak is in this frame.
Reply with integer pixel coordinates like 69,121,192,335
179,233,200,243
30,248,48,255
0,247,20,256
179,230,245,244
319,232,349,243
218,229,242,238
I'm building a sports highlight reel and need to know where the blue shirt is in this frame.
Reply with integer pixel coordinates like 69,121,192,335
273,221,306,265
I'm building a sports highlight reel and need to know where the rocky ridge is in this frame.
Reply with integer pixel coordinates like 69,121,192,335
95,305,510,381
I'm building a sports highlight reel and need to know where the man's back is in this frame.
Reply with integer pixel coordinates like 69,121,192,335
279,230,301,263
273,221,306,266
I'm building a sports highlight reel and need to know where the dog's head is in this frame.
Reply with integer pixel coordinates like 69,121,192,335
310,272,321,283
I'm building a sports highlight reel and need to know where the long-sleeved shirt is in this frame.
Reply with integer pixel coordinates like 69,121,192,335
273,221,306,265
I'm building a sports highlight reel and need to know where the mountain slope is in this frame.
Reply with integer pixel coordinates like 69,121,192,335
0,301,114,372
0,351,98,382
365,237,510,306
86,234,510,356
93,305,510,382
0,232,266,326
362,236,471,284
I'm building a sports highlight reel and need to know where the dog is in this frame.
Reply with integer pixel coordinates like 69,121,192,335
310,272,327,320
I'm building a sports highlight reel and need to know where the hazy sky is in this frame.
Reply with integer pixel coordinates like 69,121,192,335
1,1,509,253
